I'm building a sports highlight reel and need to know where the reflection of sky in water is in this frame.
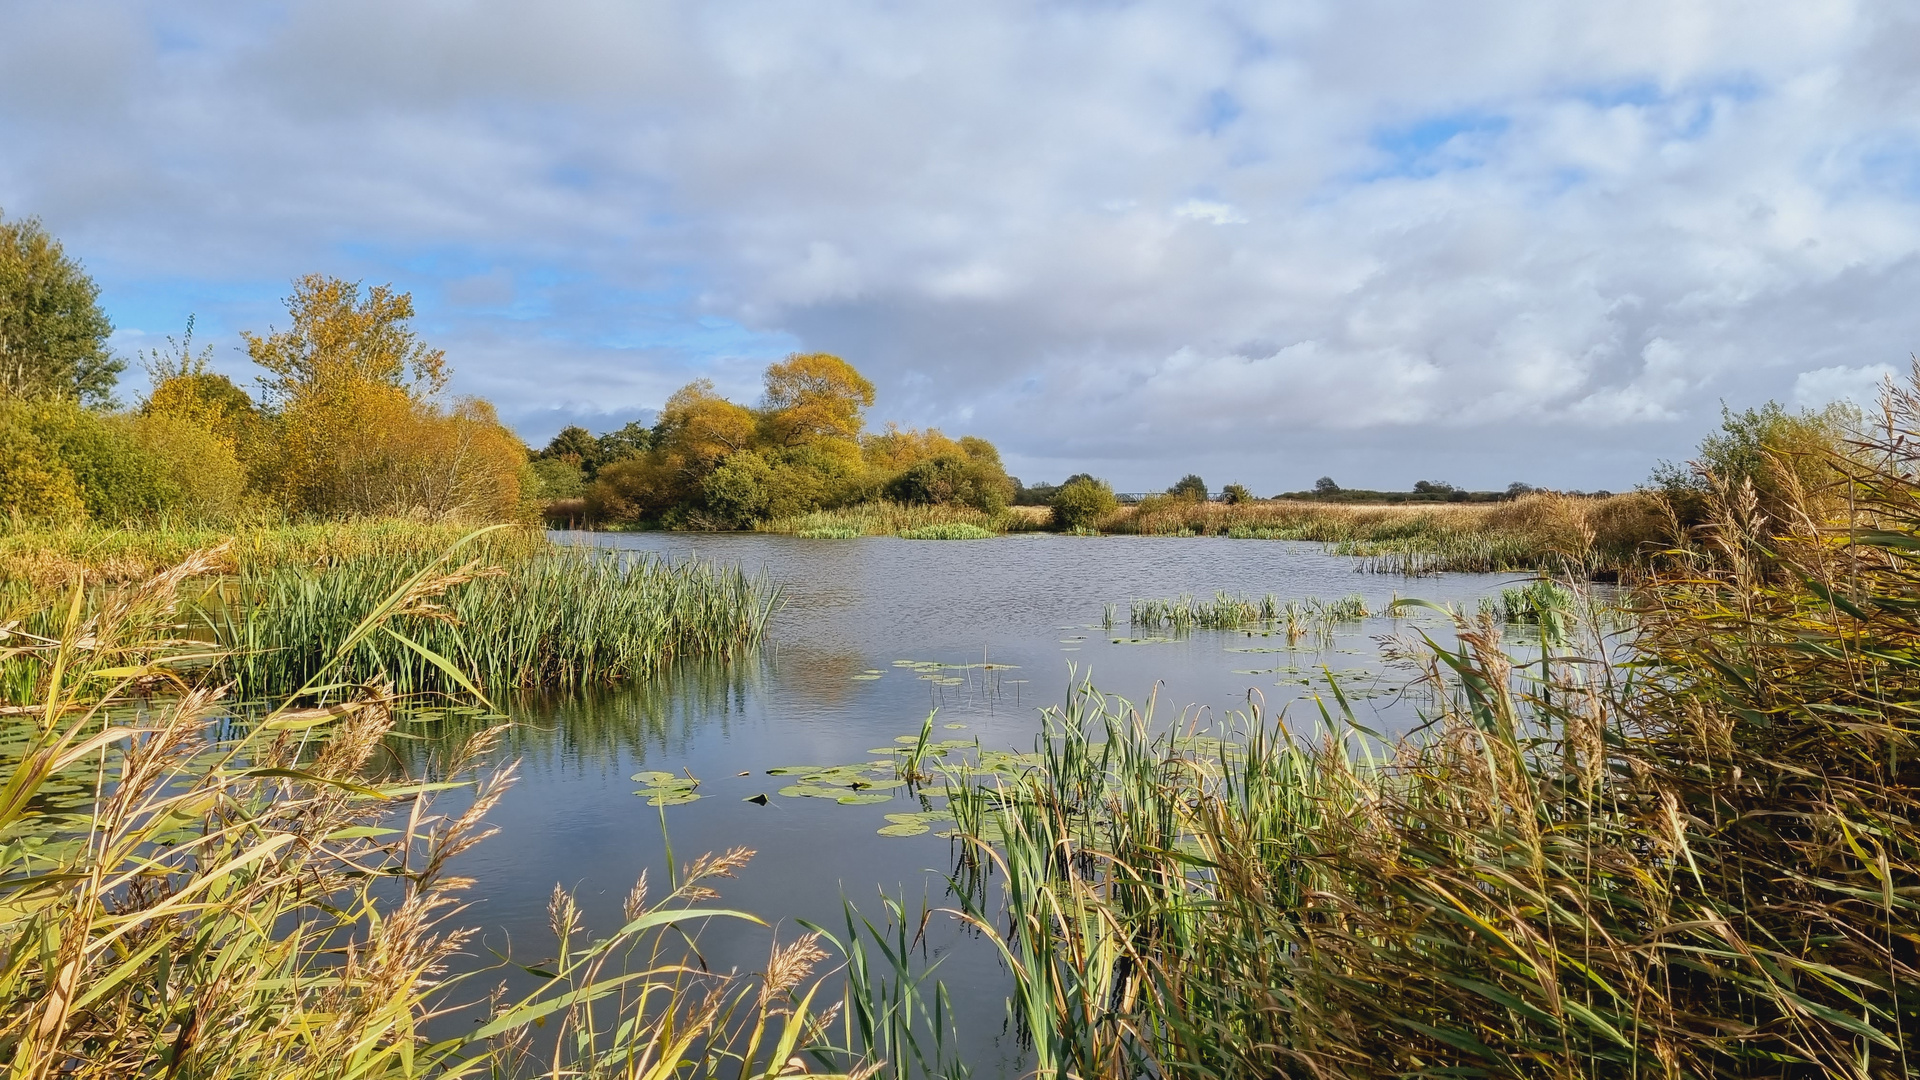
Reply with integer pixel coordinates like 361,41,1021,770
414,534,1535,1074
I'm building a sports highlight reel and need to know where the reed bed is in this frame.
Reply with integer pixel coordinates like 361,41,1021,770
1103,492,1669,576
940,445,1920,1078
897,523,995,540
0,541,886,1079
0,518,545,587
208,543,780,700
759,501,1048,537
1128,591,1370,632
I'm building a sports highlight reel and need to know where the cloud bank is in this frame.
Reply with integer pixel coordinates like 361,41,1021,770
2,0,1916,490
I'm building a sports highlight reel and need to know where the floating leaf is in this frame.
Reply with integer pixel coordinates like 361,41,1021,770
836,792,893,805
631,771,678,785
851,674,883,681
641,791,702,807
943,723,968,730
877,822,929,837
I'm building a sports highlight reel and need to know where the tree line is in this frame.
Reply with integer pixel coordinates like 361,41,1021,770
532,352,1015,528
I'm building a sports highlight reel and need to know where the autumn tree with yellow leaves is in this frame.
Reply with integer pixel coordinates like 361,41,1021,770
239,275,528,521
571,351,1011,528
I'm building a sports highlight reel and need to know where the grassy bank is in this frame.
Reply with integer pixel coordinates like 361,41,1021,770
757,500,1050,537
939,462,1919,1077
0,518,546,587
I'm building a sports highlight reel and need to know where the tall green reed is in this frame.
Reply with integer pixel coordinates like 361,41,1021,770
208,546,780,700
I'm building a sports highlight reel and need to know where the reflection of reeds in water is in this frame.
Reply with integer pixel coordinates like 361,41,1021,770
371,655,770,779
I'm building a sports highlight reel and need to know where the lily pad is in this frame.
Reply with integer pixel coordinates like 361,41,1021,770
877,821,929,837
640,790,702,807
836,792,894,805
631,771,679,785
851,674,883,681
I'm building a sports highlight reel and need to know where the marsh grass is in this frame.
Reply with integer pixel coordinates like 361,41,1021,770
1108,492,1669,576
1129,592,1371,636
0,518,545,588
0,542,867,1079
208,545,780,700
760,502,1047,538
896,524,995,540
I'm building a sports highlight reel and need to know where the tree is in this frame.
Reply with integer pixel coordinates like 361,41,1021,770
0,211,121,405
1221,483,1253,505
760,352,874,447
539,425,600,467
1052,476,1118,531
243,275,448,406
1169,474,1208,501
1506,481,1537,499
142,316,260,458
1413,479,1457,495
1313,476,1340,495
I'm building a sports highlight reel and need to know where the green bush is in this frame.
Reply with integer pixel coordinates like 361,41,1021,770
1051,476,1117,531
884,450,1013,513
1168,473,1207,501
699,449,776,527
0,398,175,521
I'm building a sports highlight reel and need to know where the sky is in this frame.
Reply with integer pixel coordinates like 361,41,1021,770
2,1,1917,493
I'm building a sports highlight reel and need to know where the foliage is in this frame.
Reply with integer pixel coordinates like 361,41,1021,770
572,356,1012,531
1051,476,1118,531
1167,473,1207,501
0,398,175,522
1650,399,1856,529
1219,482,1252,505
760,352,874,447
0,210,121,405
125,411,248,521
243,274,448,405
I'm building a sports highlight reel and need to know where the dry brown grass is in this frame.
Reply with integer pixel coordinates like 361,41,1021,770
1092,492,1671,574
0,519,546,588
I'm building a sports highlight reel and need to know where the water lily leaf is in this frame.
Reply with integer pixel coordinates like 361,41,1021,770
642,791,702,807
943,723,968,730
877,822,929,837
779,785,838,799
851,674,883,681
766,765,832,775
836,792,893,805
631,771,678,785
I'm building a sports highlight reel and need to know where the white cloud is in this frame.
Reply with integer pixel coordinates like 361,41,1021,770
1173,200,1248,225
0,1,1916,488
1794,363,1897,409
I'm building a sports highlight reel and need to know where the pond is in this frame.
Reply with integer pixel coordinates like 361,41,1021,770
426,533,1530,1073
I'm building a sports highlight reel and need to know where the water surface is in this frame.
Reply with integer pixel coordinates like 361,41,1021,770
435,534,1525,1072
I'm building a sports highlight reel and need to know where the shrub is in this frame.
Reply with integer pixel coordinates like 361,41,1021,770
127,412,248,521
700,449,775,526
1051,476,1117,531
1168,473,1207,501
0,397,174,521
1221,483,1253,505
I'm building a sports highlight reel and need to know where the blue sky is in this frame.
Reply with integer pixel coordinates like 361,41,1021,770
3,1,1917,492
